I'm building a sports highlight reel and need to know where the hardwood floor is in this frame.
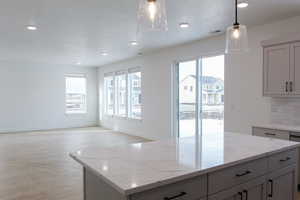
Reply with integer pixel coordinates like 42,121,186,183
0,127,148,200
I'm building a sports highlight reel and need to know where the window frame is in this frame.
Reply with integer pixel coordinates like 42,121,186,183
128,68,142,120
103,67,142,120
115,70,128,118
65,74,87,115
104,73,115,116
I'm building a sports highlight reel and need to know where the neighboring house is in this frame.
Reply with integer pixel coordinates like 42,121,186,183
180,75,224,105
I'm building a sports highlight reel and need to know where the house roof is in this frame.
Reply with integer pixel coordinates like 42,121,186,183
182,75,223,84
181,75,224,93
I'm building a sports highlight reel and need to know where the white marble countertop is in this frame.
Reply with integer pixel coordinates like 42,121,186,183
70,132,300,196
253,123,300,133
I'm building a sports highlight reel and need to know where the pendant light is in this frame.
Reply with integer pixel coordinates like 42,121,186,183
225,0,248,54
137,0,168,32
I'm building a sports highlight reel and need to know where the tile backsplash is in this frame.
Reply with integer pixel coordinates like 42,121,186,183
271,98,300,125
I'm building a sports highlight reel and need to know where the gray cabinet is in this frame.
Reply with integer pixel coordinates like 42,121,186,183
82,148,298,200
252,127,290,140
130,175,207,200
267,165,297,200
208,176,266,200
262,37,300,97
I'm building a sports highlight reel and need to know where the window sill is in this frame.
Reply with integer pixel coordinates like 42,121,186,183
103,115,142,122
65,112,87,115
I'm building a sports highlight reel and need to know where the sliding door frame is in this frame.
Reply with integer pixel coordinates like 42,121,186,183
173,51,225,138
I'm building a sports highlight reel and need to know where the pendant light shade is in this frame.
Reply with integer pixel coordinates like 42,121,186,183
225,0,248,54
225,24,248,53
137,0,168,32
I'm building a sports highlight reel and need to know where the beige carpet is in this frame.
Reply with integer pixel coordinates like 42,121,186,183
0,127,148,200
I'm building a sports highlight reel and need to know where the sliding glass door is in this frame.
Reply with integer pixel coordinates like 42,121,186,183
177,60,198,137
176,55,224,138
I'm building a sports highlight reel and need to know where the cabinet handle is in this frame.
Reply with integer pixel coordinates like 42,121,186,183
268,179,273,197
280,157,291,162
243,190,248,200
238,192,243,200
286,81,289,92
290,81,293,92
164,192,187,200
290,135,300,139
264,132,276,136
236,170,251,177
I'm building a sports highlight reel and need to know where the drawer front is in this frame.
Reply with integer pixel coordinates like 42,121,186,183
208,158,268,195
268,149,298,171
131,175,207,200
252,127,290,140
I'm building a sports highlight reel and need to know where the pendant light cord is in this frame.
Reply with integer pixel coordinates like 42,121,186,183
234,0,239,26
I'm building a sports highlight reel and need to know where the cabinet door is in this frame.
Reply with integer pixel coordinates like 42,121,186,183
208,176,265,200
246,180,266,200
290,42,300,95
267,165,296,200
263,44,290,96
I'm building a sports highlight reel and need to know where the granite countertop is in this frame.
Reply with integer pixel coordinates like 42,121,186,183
253,123,300,133
70,132,300,196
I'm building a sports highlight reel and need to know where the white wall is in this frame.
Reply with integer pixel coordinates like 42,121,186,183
98,16,300,140
0,61,98,133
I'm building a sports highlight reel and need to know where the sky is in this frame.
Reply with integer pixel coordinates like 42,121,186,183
179,55,224,81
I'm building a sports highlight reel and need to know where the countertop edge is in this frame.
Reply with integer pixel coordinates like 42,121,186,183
70,143,300,196
253,124,300,133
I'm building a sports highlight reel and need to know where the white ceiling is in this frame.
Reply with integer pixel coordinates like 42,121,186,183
0,0,299,67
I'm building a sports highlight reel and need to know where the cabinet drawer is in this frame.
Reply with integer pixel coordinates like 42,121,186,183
268,149,298,172
252,127,290,140
130,175,207,200
208,158,268,195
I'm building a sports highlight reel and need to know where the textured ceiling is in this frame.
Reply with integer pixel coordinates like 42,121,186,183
0,0,299,67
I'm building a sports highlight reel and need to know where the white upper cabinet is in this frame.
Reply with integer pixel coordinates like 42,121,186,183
262,34,300,97
263,44,290,96
290,42,300,95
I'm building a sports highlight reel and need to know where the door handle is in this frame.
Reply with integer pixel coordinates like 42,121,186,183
264,132,276,136
243,190,248,200
236,170,251,177
280,157,291,162
290,81,293,92
164,192,187,200
238,192,243,200
268,179,273,197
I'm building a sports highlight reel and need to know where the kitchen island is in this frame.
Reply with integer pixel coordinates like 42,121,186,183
70,132,300,200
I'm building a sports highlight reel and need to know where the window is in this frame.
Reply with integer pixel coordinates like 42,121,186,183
65,75,87,114
104,74,114,115
115,71,127,117
103,68,142,119
128,69,142,119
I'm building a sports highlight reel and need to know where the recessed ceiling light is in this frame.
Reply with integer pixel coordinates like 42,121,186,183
76,62,81,65
101,52,108,56
238,2,249,8
130,41,139,46
26,25,37,31
179,23,190,29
